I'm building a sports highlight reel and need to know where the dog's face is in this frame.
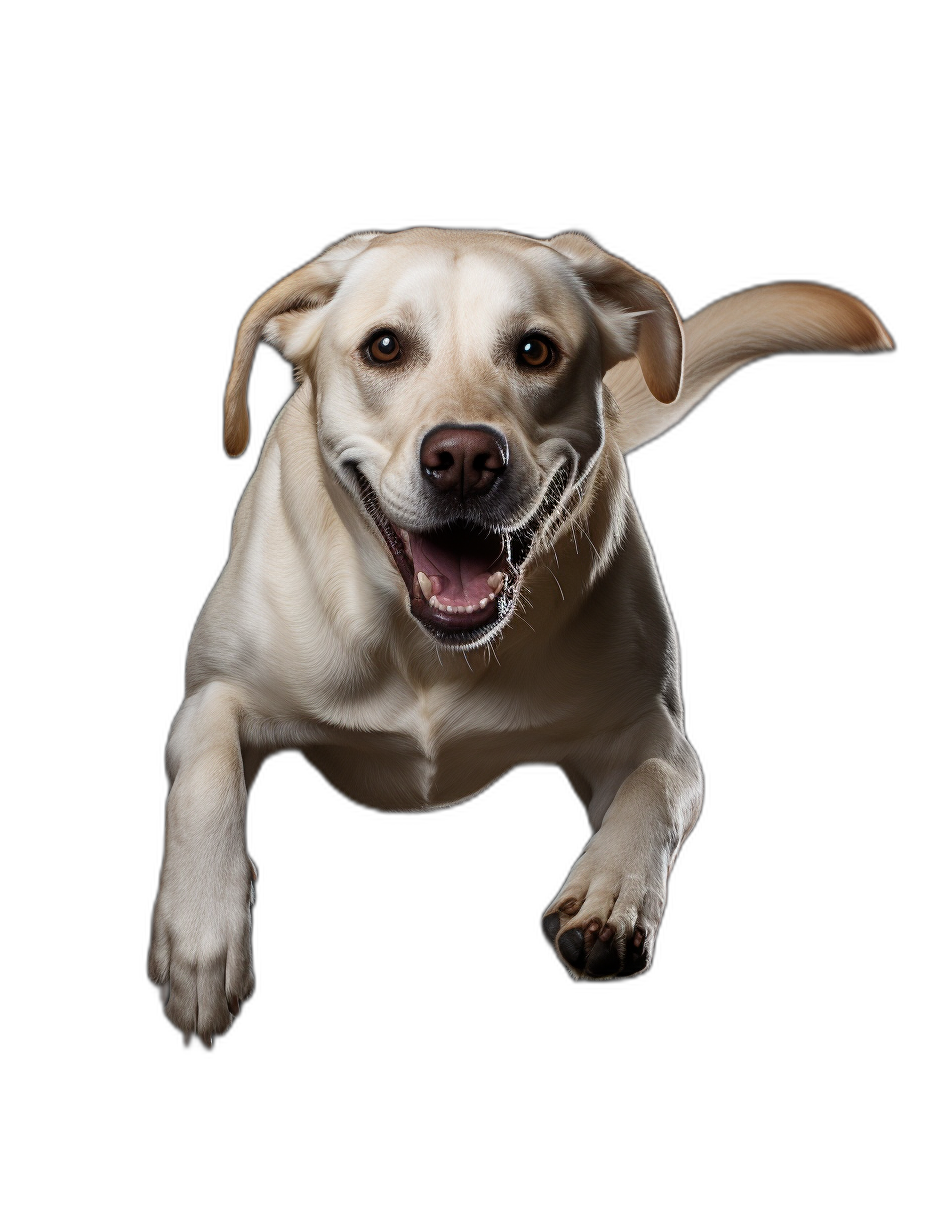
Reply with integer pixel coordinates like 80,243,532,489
224,229,684,650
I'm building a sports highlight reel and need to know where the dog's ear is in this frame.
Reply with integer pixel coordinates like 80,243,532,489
223,232,379,456
548,232,684,404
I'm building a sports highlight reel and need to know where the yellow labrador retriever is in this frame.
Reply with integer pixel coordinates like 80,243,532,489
149,228,891,1042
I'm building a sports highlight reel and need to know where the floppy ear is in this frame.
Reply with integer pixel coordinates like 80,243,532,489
548,231,684,404
223,232,379,456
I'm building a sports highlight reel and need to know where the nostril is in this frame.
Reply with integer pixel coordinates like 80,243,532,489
420,424,508,498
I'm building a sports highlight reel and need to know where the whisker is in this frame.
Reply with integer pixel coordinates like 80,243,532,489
545,565,566,602
575,517,605,569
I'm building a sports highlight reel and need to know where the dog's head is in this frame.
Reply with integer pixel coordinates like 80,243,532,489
224,228,682,650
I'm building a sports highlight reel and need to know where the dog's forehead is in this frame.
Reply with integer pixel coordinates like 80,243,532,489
329,232,589,341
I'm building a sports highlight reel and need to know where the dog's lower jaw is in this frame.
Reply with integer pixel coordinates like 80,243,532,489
353,464,572,651
352,472,513,649
404,563,516,650
409,564,512,644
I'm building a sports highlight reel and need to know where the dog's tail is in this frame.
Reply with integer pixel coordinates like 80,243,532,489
607,282,893,453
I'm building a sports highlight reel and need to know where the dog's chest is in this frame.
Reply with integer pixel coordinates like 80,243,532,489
302,673,546,811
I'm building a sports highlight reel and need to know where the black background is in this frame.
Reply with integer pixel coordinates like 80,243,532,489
94,113,907,1089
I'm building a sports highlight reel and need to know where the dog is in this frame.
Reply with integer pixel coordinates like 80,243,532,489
148,228,892,1042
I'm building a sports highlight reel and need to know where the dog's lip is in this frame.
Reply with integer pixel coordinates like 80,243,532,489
410,586,504,634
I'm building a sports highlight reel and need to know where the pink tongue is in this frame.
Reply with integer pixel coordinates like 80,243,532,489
408,528,505,605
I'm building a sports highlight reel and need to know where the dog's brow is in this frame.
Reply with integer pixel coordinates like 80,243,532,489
351,307,426,347
491,314,574,357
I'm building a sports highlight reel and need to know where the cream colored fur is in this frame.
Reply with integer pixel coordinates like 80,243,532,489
148,227,892,1042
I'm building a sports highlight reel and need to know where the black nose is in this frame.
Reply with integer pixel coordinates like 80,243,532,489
420,425,508,498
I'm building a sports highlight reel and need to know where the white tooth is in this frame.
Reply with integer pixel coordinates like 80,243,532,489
400,528,410,546
479,597,487,608
488,572,505,594
466,605,474,613
456,606,465,614
417,572,433,600
429,596,439,608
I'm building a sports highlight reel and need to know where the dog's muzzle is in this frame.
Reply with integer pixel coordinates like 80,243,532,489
353,442,571,651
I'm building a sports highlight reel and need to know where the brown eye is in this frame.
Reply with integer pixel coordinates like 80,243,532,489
517,334,556,368
368,332,401,363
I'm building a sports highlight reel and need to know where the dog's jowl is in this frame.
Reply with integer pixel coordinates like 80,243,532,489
148,228,892,1042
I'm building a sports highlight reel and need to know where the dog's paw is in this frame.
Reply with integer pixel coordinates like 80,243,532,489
148,857,257,1045
542,840,667,979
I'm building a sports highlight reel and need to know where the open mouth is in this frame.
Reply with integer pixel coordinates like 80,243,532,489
354,467,570,648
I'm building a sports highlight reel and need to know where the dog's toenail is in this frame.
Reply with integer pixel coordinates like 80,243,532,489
585,938,622,978
599,925,615,942
557,928,586,970
542,913,561,943
633,928,645,949
560,899,578,915
588,919,601,932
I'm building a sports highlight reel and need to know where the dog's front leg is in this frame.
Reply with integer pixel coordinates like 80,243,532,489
148,682,256,1043
546,725,703,978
